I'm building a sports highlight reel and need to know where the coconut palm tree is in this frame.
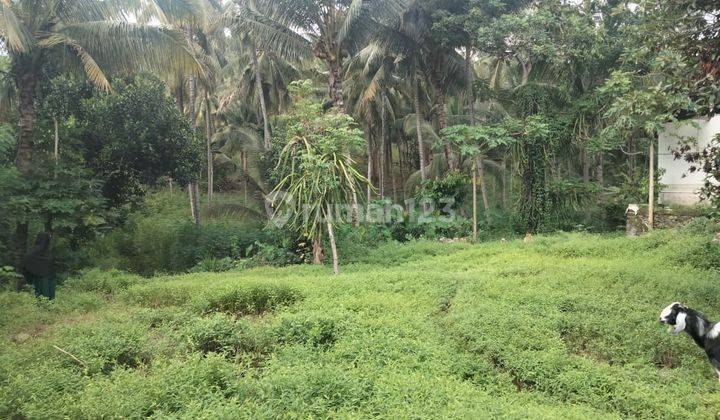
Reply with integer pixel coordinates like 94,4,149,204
249,0,406,112
346,42,403,200
1,0,200,177
0,0,201,261
224,0,313,150
127,0,222,217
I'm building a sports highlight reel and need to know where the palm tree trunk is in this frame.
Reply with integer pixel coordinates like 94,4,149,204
312,232,323,265
472,163,478,241
367,131,373,202
185,26,201,226
53,117,60,162
398,140,406,200
414,77,427,183
327,220,339,275
434,81,455,170
13,70,38,272
324,57,359,223
380,90,388,199
15,72,36,177
251,41,271,150
188,184,199,223
582,149,590,183
477,157,490,214
186,79,197,131
205,90,214,203
501,159,508,210
328,58,345,113
466,44,476,125
243,152,248,203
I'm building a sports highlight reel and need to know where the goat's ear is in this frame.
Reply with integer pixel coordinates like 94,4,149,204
674,312,687,335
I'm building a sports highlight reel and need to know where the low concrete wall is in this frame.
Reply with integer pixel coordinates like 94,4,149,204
626,204,703,236
658,116,720,205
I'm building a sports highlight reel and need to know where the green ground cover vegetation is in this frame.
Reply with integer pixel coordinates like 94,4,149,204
3,225,720,418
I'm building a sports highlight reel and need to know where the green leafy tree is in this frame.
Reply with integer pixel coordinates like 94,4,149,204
79,75,202,211
600,0,720,226
0,0,201,263
441,123,514,239
270,81,368,274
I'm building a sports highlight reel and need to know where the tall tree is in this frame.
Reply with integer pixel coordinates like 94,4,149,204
252,0,405,112
0,0,201,262
270,81,368,274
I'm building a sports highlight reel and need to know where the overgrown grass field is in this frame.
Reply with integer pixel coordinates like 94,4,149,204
3,227,720,418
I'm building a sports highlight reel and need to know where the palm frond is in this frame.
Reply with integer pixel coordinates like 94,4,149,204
229,5,312,63
46,22,204,80
39,32,112,90
0,3,32,53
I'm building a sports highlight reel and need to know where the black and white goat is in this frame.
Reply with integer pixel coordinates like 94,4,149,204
659,302,720,380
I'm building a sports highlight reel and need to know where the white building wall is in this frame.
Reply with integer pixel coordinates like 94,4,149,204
658,115,720,205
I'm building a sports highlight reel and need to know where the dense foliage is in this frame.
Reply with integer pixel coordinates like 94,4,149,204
0,0,717,272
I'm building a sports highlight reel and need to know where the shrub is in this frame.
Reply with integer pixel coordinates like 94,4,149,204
0,266,22,290
55,319,153,375
63,269,146,294
84,216,266,276
272,313,340,347
200,283,302,316
180,313,251,354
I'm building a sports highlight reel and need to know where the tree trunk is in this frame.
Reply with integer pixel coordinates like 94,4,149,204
205,91,214,203
366,131,373,202
521,60,533,86
477,157,490,214
312,232,323,264
242,152,248,203
13,70,38,271
380,90,388,199
434,81,455,170
414,77,427,183
501,159,508,210
595,152,604,185
648,139,655,230
466,45,476,125
186,80,197,131
398,139,406,200
185,26,201,225
15,72,37,177
582,149,590,183
53,117,59,162
188,184,201,225
328,58,345,113
472,164,478,241
327,221,339,275
326,57,358,224
251,41,271,150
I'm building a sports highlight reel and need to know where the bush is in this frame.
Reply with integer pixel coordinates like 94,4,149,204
55,319,153,375
180,313,254,354
0,266,22,290
83,216,266,276
190,257,240,273
200,283,302,316
272,313,340,347
63,269,146,294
